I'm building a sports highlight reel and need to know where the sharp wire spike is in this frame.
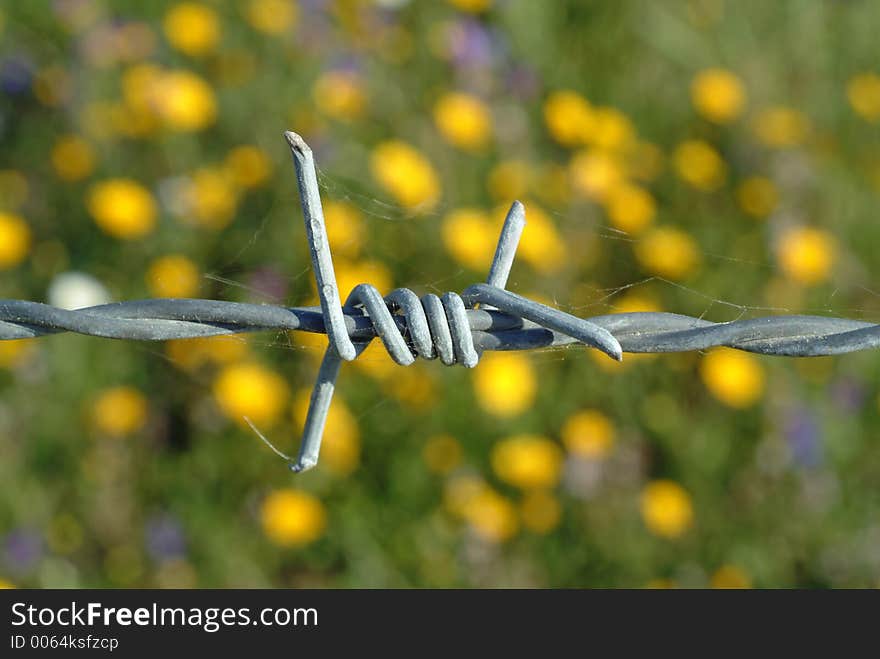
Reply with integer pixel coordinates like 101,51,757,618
285,130,356,363
485,200,526,293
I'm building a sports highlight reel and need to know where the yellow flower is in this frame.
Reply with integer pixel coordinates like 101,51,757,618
163,3,220,56
570,149,625,201
350,337,396,380
433,91,492,151
520,489,562,534
487,160,531,202
752,107,810,148
166,335,248,370
331,259,392,300
422,434,463,474
710,564,752,589
561,409,615,459
293,388,360,475
473,352,536,417
114,64,164,136
444,474,488,517
213,362,289,426
87,179,157,240
323,201,364,257
225,145,272,189
673,140,726,191
0,212,31,269
512,203,568,274
700,348,765,408
447,0,492,12
736,176,778,218
154,70,217,131
491,434,563,489
641,479,694,538
383,365,437,409
146,255,200,298
441,208,495,271
260,489,326,547
51,135,96,181
0,339,36,369
690,68,746,124
313,70,367,121
370,140,441,212
465,489,518,543
634,227,701,280
122,63,163,111
92,386,148,436
613,290,662,313
543,90,594,147
110,100,160,139
182,168,239,229
589,106,636,151
777,226,835,285
847,73,880,122
245,0,298,34
605,183,656,235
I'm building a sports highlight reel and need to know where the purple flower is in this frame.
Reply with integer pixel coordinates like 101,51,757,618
830,377,866,413
144,515,186,561
449,19,494,71
0,58,33,96
3,528,44,574
784,409,822,468
248,266,289,303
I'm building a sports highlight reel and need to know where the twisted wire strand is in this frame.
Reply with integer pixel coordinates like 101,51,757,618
4,130,879,474
3,299,879,357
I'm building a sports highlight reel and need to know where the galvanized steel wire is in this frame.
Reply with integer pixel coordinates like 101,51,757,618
3,131,878,472
5,297,880,357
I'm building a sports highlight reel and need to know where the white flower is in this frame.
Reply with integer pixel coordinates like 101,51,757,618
47,272,111,309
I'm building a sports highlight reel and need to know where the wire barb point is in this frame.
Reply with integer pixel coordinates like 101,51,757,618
289,457,318,473
283,130,309,156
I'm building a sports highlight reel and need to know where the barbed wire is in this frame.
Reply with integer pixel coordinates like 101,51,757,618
3,131,879,473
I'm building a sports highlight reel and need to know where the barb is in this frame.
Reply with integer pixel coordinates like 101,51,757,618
2,131,879,473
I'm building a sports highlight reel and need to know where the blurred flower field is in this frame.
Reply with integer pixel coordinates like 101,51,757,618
1,0,880,588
